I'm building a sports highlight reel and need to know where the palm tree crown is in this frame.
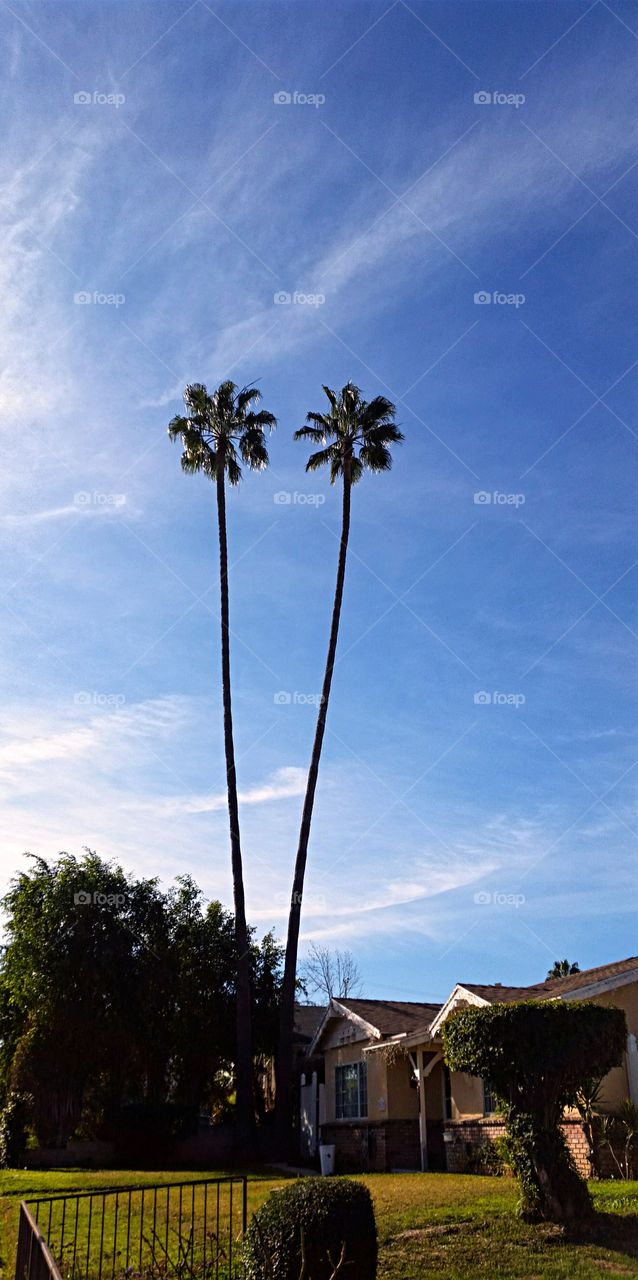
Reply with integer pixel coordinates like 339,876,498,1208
168,381,276,483
547,959,580,979
294,382,402,482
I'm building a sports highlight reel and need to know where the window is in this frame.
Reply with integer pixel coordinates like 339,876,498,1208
335,1062,368,1119
483,1079,497,1115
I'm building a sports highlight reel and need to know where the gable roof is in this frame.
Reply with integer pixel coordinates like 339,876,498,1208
424,955,638,1040
337,998,442,1036
461,955,638,1004
310,996,441,1054
294,1004,326,1043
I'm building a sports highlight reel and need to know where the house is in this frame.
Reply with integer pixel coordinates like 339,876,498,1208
305,957,638,1176
307,998,441,1171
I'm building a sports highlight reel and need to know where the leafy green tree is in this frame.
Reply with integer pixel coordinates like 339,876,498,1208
547,959,580,978
0,852,282,1154
443,1000,627,1221
276,382,402,1143
0,851,158,1145
169,382,276,1145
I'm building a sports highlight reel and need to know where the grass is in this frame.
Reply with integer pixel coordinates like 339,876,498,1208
2,1167,638,1279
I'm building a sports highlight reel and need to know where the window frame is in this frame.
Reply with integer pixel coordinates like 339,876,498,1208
335,1060,368,1120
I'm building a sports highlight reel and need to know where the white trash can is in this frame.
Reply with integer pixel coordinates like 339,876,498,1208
319,1143,336,1175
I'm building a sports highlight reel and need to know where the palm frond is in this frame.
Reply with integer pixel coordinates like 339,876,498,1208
239,426,269,470
167,415,190,441
360,395,396,429
321,385,338,411
246,409,277,431
305,447,334,474
362,422,404,447
236,384,262,416
226,449,242,486
359,442,392,472
294,424,327,443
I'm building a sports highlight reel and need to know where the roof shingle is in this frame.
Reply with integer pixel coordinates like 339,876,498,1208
462,955,638,1004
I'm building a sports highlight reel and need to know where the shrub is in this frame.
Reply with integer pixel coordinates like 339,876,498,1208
443,1000,626,1223
0,1091,32,1167
465,1136,505,1176
243,1177,377,1279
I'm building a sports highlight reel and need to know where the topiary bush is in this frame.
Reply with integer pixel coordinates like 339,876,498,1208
244,1177,377,1279
443,1000,627,1223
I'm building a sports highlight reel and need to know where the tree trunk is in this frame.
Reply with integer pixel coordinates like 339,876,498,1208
275,462,352,1149
216,447,254,1148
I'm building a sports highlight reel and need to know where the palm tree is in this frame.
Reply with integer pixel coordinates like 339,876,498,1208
547,959,580,979
275,382,402,1143
168,381,276,1145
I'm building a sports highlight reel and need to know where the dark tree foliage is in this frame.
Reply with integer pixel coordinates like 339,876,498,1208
0,852,282,1152
443,1000,627,1222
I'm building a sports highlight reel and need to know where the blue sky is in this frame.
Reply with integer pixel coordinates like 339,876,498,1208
1,0,636,1002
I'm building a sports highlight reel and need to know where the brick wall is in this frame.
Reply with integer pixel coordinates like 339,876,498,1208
443,1117,591,1178
320,1119,420,1172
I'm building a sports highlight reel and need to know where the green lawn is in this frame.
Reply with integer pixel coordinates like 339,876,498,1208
2,1168,638,1279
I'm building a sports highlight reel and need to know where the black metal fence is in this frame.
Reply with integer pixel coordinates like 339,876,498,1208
16,1178,248,1280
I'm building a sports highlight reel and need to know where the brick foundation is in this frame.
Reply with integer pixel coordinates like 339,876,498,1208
443,1117,591,1178
320,1119,419,1172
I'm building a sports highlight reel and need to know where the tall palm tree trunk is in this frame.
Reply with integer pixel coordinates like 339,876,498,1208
276,462,352,1144
216,448,254,1146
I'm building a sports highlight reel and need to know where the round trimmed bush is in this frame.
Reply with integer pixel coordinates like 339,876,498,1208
244,1177,377,1279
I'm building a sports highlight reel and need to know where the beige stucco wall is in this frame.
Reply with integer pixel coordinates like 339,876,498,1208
386,1055,419,1120
441,981,638,1119
323,1041,388,1123
450,1070,484,1119
423,1060,444,1119
585,984,636,1108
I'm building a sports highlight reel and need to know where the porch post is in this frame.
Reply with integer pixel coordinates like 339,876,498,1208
417,1048,428,1172
627,1034,638,1103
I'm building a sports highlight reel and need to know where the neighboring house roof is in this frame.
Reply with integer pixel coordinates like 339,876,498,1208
309,996,442,1055
294,1004,326,1044
461,955,638,1004
424,955,638,1041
